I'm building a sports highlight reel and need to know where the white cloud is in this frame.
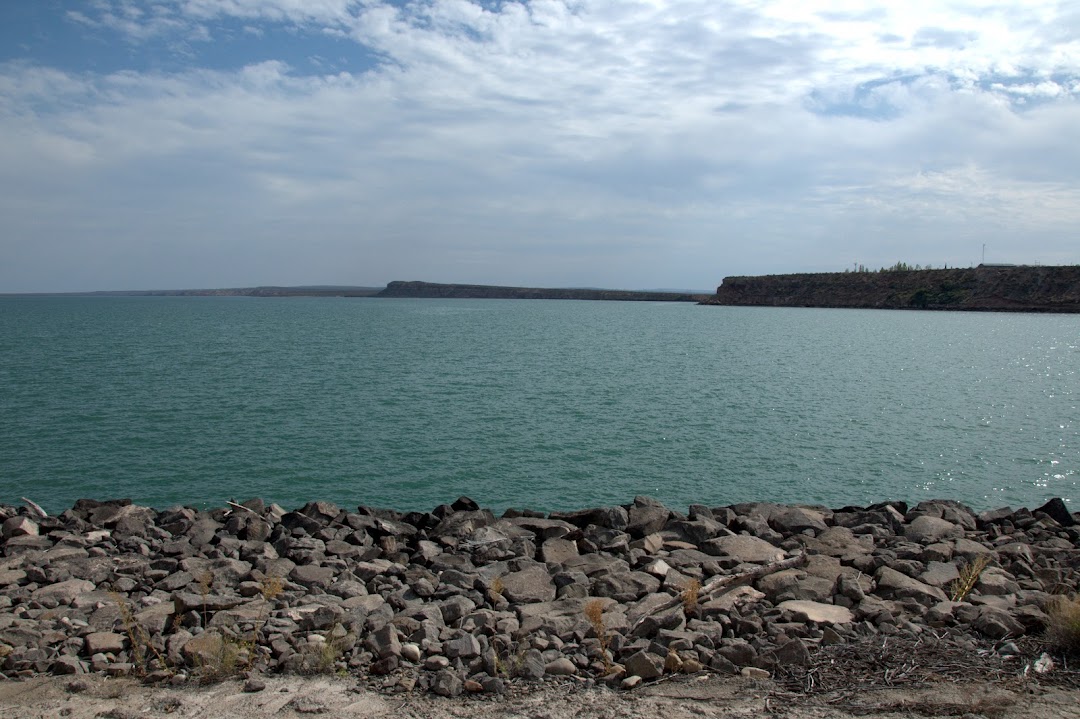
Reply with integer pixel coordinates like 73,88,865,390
1,1,1078,291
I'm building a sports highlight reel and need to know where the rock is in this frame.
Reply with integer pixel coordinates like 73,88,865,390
243,676,266,692
631,607,686,637
874,566,948,605
185,517,222,547
973,607,1025,639
769,507,828,534
289,564,336,589
905,516,962,544
701,535,783,563
802,527,874,560
85,632,127,655
621,675,643,690
625,498,670,538
919,561,961,588
778,600,854,625
480,676,506,694
135,600,177,634
30,579,96,606
444,634,481,659
624,650,664,680
1011,604,1050,632
668,518,724,545
644,559,673,578
996,543,1034,565
592,572,661,602
51,656,86,675
774,638,811,666
975,568,1021,596
549,506,629,531
927,600,962,625
367,624,401,659
1034,497,1076,527
717,640,756,667
636,533,665,554
0,568,27,586
836,574,866,602
519,649,545,680
500,565,556,604
180,631,225,665
921,543,954,562
400,642,422,662
2,496,1076,699
907,500,977,530
699,586,766,618
545,657,577,675
741,666,770,680
952,537,994,559
370,656,399,675
173,593,245,613
664,651,684,673
541,538,579,565
2,516,39,538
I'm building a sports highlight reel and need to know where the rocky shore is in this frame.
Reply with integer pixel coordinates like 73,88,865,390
1,496,1077,698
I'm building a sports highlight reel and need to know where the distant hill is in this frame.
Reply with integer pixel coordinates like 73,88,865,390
376,281,708,302
702,265,1080,313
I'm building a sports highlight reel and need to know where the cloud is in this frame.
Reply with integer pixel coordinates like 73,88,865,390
0,1,1078,291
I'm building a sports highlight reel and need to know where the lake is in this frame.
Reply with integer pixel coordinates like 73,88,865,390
0,296,1076,515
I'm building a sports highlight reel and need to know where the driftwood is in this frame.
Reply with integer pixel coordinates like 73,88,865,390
631,551,808,632
21,498,47,519
225,500,259,516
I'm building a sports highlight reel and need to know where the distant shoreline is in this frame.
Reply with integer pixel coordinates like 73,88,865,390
375,280,708,302
0,286,383,298
0,281,709,302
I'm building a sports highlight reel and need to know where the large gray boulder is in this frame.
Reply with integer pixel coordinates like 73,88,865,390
874,566,948,605
500,564,556,604
701,535,783,563
904,516,962,544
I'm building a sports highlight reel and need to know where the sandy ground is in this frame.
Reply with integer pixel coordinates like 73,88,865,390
1,673,1078,719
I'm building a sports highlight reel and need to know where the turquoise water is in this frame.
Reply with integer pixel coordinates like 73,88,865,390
0,296,1077,514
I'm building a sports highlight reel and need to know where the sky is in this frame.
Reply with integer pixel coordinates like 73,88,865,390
1,1,1078,293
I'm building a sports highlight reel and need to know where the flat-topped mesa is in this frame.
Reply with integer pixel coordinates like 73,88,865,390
1,496,1077,694
378,280,705,302
703,265,1080,312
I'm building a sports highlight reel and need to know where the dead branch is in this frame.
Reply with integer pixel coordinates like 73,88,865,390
225,501,259,516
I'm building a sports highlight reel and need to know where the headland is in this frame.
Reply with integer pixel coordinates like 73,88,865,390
703,265,1080,313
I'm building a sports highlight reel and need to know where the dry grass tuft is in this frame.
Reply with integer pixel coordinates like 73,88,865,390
259,575,285,601
949,555,991,602
1044,594,1080,657
682,578,702,615
584,599,612,673
111,591,169,675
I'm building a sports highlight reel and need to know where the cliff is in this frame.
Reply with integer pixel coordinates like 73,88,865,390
705,265,1080,313
378,281,705,302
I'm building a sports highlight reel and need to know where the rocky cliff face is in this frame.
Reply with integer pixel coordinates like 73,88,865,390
706,266,1080,313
